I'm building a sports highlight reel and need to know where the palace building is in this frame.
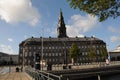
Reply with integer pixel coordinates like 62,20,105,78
19,10,107,66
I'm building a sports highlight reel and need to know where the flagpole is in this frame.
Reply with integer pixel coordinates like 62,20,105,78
41,28,44,71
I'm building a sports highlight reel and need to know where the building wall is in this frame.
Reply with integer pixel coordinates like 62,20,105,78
109,52,120,61
19,37,107,66
10,55,19,65
0,52,18,66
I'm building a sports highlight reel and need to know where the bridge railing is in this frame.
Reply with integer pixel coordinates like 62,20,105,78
25,66,62,80
70,61,120,69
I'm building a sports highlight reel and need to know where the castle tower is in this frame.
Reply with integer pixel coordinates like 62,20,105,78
57,9,68,38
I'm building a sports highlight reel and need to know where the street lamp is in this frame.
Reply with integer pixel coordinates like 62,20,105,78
9,54,11,73
63,38,68,69
41,27,44,71
8,49,12,73
9,56,12,73
22,47,25,70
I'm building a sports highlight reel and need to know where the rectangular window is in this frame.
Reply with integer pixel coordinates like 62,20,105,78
29,52,31,56
34,46,36,49
34,52,36,54
56,53,58,56
49,53,51,56
85,52,87,55
39,47,41,49
82,52,84,55
59,53,61,56
53,59,55,62
46,53,48,56
52,53,54,56
20,59,22,63
20,53,22,57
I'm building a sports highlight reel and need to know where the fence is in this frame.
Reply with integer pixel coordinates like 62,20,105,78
25,67,62,80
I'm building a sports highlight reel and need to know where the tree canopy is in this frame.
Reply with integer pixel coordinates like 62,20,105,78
88,47,96,61
70,43,79,59
67,0,120,22
100,46,108,59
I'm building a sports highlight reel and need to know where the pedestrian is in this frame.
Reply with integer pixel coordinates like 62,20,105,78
21,67,23,72
16,67,19,72
106,59,109,65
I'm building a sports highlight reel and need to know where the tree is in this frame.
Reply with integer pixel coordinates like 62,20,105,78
67,0,120,22
88,47,96,62
100,46,108,61
70,43,79,64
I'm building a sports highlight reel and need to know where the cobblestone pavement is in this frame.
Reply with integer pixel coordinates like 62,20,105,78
0,72,32,80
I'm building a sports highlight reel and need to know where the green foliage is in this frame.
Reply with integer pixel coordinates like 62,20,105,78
100,46,108,59
67,0,120,22
88,47,96,61
70,43,79,59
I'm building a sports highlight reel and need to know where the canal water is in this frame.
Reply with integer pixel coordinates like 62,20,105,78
102,74,120,80
74,74,120,80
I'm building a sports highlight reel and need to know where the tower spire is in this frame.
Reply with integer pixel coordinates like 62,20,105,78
57,9,68,38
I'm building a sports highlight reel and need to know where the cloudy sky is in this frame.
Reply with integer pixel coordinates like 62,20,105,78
0,0,120,54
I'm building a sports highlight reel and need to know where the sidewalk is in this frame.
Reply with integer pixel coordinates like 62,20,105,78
0,72,32,80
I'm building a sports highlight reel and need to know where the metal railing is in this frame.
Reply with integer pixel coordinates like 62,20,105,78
25,67,62,80
24,61,120,80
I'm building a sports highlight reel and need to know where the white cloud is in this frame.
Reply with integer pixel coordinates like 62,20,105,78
108,26,120,33
8,38,13,42
66,14,98,37
24,35,28,39
110,36,120,42
0,0,40,26
0,44,16,54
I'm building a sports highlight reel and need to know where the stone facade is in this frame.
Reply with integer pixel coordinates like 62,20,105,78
19,37,107,66
0,52,18,65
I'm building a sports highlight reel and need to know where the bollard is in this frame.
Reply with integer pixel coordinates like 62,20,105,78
98,75,101,80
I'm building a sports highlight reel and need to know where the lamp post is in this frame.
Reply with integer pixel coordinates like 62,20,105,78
8,49,12,73
9,56,12,73
41,27,44,71
22,47,25,70
63,38,68,69
9,54,11,73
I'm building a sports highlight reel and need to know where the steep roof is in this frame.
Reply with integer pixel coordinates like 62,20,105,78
19,36,105,46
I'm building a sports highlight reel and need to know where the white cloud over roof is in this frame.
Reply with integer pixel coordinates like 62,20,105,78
0,44,16,54
110,36,120,42
66,14,98,37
